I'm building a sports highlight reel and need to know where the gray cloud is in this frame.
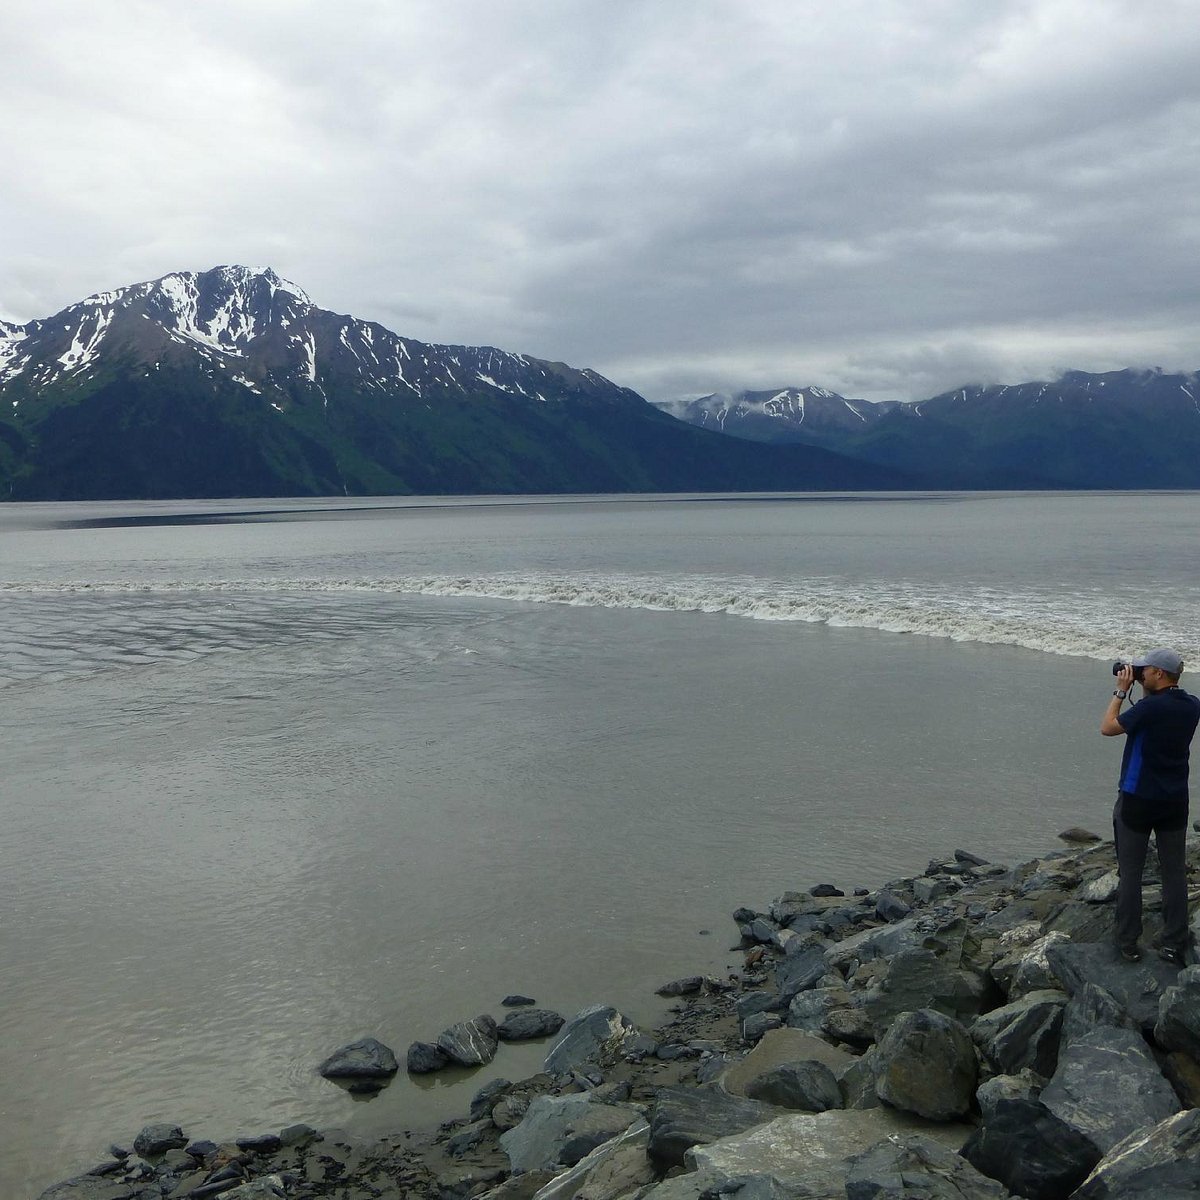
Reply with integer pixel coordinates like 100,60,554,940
2,0,1197,401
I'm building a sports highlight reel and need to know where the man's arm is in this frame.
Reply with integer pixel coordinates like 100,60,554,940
1102,665,1136,736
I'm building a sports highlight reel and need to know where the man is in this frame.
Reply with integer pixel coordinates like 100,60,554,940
1101,648,1200,965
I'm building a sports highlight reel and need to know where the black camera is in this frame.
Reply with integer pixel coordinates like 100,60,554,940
1112,661,1145,682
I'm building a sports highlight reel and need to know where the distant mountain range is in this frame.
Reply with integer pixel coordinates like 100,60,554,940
1,266,1195,499
0,266,909,499
656,374,1200,488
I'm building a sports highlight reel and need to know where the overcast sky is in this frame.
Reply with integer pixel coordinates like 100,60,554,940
2,1,1197,401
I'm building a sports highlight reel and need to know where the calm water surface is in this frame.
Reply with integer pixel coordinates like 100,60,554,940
2,491,1197,1195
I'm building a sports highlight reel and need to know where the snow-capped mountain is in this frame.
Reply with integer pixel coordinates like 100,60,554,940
656,387,901,445
0,266,909,499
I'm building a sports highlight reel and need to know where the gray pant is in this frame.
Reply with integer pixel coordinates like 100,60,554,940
1113,796,1189,951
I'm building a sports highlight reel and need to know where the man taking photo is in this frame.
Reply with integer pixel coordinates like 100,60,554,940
1102,648,1200,965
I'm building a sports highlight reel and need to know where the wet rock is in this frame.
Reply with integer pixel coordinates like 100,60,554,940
543,1005,640,1075
969,989,1065,1077
407,1040,450,1073
502,995,537,1007
873,1008,978,1121
845,1133,1012,1199
235,1132,282,1154
438,1015,500,1067
318,1036,400,1082
655,975,704,997
1073,1107,1200,1198
961,1097,1101,1200
132,1123,188,1157
743,1060,843,1112
1040,1025,1179,1154
646,1086,784,1168
497,1008,566,1041
279,1124,318,1147
1154,963,1200,1057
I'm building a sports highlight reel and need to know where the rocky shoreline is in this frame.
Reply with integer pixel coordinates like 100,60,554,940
40,831,1200,1200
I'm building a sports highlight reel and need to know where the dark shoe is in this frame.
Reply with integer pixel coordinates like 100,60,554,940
1159,946,1185,966
1119,943,1142,962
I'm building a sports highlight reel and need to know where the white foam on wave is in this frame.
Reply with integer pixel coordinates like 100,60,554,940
5,573,1194,664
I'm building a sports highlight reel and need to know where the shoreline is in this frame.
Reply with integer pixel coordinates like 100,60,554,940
39,827,1200,1199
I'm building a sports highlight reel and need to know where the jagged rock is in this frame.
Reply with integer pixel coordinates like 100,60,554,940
448,1118,492,1157
407,1040,449,1073
990,930,1071,999
656,976,704,997
838,1047,881,1110
1048,940,1182,1032
735,990,786,1021
492,1094,531,1131
875,890,912,922
955,849,990,867
438,1015,500,1066
976,1069,1045,1120
543,1005,641,1074
863,947,994,1031
1154,964,1200,1058
845,1133,1013,1199
131,1123,188,1157
1073,1107,1200,1197
1060,981,1137,1045
529,1121,653,1200
646,1086,784,1168
1077,869,1120,903
873,1008,978,1121
774,945,829,1002
741,1012,783,1042
743,1060,843,1112
318,1036,400,1081
1161,1050,1200,1108
913,877,949,904
969,989,1065,1077
961,1098,1102,1200
1040,1025,1179,1154
825,916,923,971
721,1028,854,1098
499,1093,639,1173
470,1077,513,1120
498,1009,566,1041
785,985,851,1034
686,1109,975,1197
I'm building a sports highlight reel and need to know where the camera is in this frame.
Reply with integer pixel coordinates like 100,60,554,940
1112,661,1145,682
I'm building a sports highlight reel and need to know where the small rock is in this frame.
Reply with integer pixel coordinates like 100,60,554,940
954,848,990,866
448,1119,492,1157
810,884,844,897
874,890,912,922
976,1069,1045,1120
742,1012,783,1043
470,1077,513,1121
655,975,704,997
1059,827,1102,843
497,1009,565,1041
744,1060,843,1112
438,1015,500,1067
407,1040,450,1073
235,1133,282,1154
543,1005,641,1075
502,995,537,1007
318,1036,399,1081
185,1139,219,1158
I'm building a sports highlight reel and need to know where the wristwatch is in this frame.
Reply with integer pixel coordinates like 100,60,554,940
1113,689,1128,700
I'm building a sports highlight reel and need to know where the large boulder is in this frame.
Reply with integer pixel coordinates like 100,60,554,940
1039,1025,1180,1154
1154,964,1200,1058
317,1037,399,1083
873,1008,978,1121
720,1028,854,1098
785,985,852,1034
132,1123,188,1156
646,1087,783,1168
990,929,1071,999
1047,940,1182,1032
773,946,830,1002
863,948,995,1032
498,1093,641,1174
1073,1108,1200,1198
543,1005,641,1075
961,1098,1102,1200
845,1133,1014,1199
969,989,1065,1077
743,1060,843,1113
528,1120,653,1200
1060,981,1138,1045
437,1015,500,1066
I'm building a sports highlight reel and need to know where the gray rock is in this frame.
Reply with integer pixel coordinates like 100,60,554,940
1061,981,1138,1045
407,1040,450,1073
1059,827,1102,843
655,976,704,996
990,930,1071,999
749,917,781,943
448,1118,493,1156
838,1048,881,1110
969,989,1065,1077
646,1086,783,1168
1077,869,1120,903
873,1008,978,1121
1073,1107,1200,1198
543,1005,640,1075
913,877,948,904
213,1179,288,1200
438,1014,500,1066
863,947,995,1031
1040,1025,1180,1154
235,1132,282,1154
503,994,537,1006
527,1120,651,1200
741,1012,782,1043
37,1177,143,1200
498,1009,566,1041
471,1077,514,1120
318,1036,400,1081
785,985,850,1034
845,1133,1013,1199
976,1069,1044,1120
773,945,829,1002
823,1004,875,1048
1047,940,1181,1032
961,1098,1101,1200
744,1060,843,1112
875,890,912,922
810,883,844,897
955,848,990,866
1154,963,1200,1058
825,916,924,972
493,1094,532,1131
132,1123,188,1157
499,1093,639,1174
735,990,785,1021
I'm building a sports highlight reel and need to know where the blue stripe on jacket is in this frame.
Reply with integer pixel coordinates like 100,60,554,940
1121,731,1145,794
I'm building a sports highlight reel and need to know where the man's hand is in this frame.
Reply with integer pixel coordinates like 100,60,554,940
1116,665,1136,693
1102,666,1135,735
